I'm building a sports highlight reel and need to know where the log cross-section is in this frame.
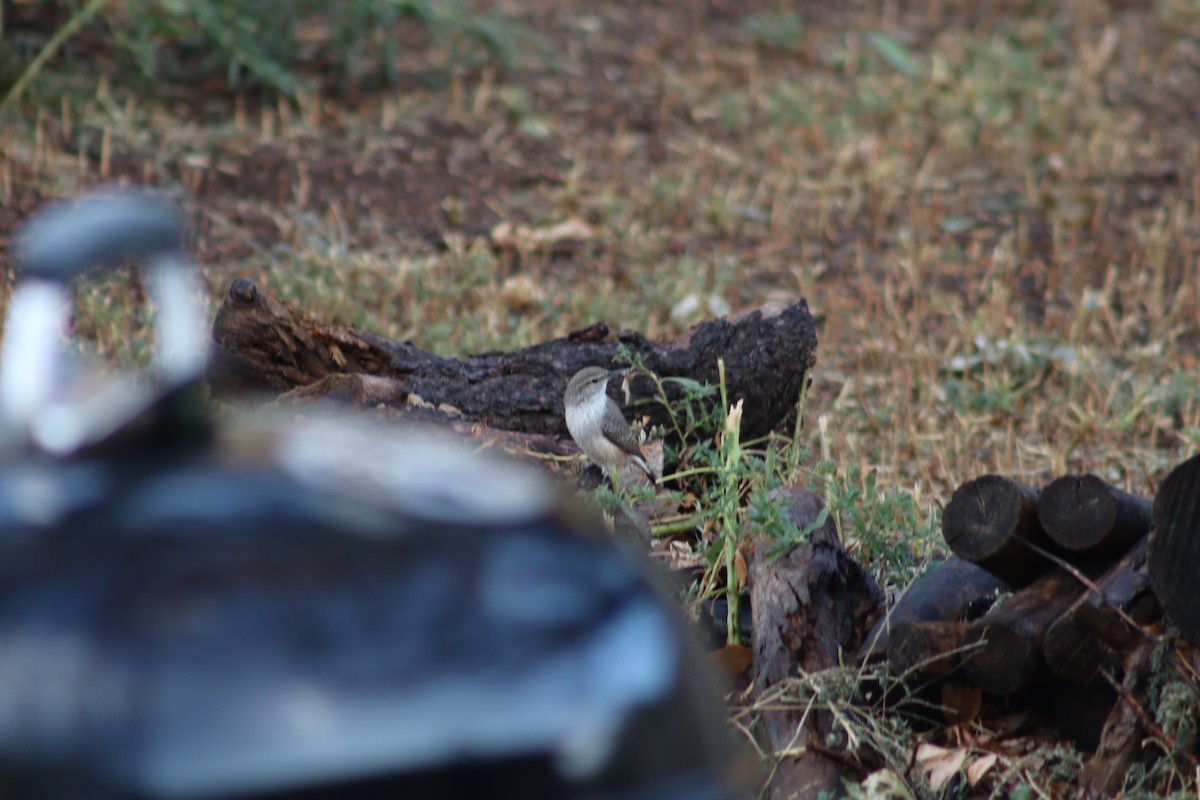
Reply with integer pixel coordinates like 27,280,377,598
941,475,1055,586
1042,537,1158,686
1037,474,1151,559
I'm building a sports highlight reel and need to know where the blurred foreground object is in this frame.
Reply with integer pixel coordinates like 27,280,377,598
0,188,738,799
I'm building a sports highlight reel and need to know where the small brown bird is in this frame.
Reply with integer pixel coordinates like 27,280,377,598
563,366,651,476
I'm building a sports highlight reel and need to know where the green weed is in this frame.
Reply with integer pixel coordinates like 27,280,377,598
113,0,519,94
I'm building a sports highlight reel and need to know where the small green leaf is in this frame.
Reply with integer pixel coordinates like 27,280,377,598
742,11,804,54
867,32,920,77
662,376,719,396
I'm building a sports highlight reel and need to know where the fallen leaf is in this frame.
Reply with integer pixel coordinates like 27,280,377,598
497,275,545,310
860,769,916,800
490,217,597,253
916,743,967,791
966,753,998,786
709,643,753,682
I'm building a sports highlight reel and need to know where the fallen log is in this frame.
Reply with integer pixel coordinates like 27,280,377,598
1042,537,1157,686
856,556,1008,663
1148,455,1200,648
1037,474,1151,559
207,278,818,444
961,569,1084,696
941,475,1055,586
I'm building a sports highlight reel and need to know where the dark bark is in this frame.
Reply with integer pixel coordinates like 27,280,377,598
886,620,970,681
961,569,1084,696
749,488,883,799
1148,455,1200,648
207,278,818,442
1037,474,1151,559
941,475,1055,586
1054,680,1118,753
1081,640,1155,795
269,373,581,474
1042,537,1158,686
857,555,1009,663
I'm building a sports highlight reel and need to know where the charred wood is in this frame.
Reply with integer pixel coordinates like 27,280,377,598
1037,473,1151,559
886,620,970,682
1042,537,1158,686
857,556,1008,664
941,475,1055,586
1148,455,1200,648
749,488,883,798
961,569,1084,696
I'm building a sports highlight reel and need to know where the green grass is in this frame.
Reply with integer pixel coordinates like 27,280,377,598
2,0,521,109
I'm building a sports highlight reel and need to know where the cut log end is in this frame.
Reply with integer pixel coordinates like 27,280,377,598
941,475,1048,585
1038,473,1151,556
1039,474,1117,549
961,569,1083,696
943,475,1029,558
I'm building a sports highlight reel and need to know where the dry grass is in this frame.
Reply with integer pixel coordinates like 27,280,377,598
4,1,1196,506
3,0,1200,795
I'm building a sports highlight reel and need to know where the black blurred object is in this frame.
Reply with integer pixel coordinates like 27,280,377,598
0,189,738,800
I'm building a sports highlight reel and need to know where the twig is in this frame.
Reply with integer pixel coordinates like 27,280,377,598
1099,663,1200,772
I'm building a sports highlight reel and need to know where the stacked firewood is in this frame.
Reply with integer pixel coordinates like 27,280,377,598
859,455,1200,793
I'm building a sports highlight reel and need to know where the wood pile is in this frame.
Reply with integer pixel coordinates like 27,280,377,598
860,458,1200,794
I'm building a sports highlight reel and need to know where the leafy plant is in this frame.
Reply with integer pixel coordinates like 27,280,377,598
113,0,519,94
814,460,941,586
741,10,804,54
0,0,114,114
866,32,921,77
